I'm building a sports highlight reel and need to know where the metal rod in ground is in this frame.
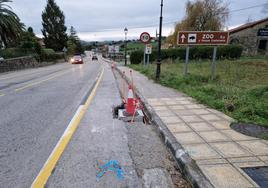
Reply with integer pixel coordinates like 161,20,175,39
143,46,146,66
184,46,190,77
122,71,126,101
147,54,150,66
211,46,217,80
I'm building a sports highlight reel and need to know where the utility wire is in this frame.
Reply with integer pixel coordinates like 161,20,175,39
80,3,268,33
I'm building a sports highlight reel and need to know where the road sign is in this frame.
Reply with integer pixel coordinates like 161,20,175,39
62,47,67,52
177,31,229,45
258,28,268,37
140,32,151,44
145,44,152,54
108,45,119,54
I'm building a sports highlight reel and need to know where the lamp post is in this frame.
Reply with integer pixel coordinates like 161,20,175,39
124,27,128,66
156,0,163,80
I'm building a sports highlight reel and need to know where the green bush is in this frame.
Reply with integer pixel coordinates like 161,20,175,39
130,45,243,64
130,50,144,64
41,48,63,61
0,48,36,59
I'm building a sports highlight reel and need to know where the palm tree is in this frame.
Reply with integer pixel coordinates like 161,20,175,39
0,0,23,48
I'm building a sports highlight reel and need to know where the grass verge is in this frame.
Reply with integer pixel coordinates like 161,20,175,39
129,57,268,127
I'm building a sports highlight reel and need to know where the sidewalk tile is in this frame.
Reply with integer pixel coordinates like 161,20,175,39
211,142,252,158
180,115,204,123
221,130,257,141
166,123,192,133
176,100,193,105
174,110,195,116
164,100,181,105
210,121,231,130
188,122,216,132
199,131,231,142
154,106,169,111
233,161,266,168
156,110,175,117
197,158,228,165
174,132,204,145
191,109,211,115
200,114,222,121
238,140,268,156
169,105,186,110
183,144,222,160
228,157,261,163
199,164,255,188
161,116,182,124
184,104,204,109
149,101,165,106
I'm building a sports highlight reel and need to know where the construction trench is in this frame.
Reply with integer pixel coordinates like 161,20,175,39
110,61,191,188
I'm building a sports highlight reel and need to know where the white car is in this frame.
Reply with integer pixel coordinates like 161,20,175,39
0,57,4,62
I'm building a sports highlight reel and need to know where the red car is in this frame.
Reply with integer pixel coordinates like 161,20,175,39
70,55,83,64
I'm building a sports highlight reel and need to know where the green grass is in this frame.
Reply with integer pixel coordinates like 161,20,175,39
129,57,268,127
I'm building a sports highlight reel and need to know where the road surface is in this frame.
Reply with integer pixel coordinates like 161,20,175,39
0,53,101,187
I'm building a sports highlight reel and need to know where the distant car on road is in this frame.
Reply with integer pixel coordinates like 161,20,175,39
92,55,98,61
0,57,4,62
70,55,83,64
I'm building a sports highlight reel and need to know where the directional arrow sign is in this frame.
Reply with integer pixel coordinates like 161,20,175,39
177,31,229,45
181,34,186,43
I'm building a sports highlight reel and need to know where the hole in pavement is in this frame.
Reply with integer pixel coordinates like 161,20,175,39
231,122,268,139
242,166,268,188
112,103,149,124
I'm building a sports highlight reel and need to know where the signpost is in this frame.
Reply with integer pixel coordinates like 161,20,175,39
140,32,151,66
62,47,67,61
177,31,229,79
145,44,152,65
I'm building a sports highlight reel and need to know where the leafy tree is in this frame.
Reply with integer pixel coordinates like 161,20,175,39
42,0,68,51
67,26,84,54
169,0,229,45
19,27,37,49
0,0,24,48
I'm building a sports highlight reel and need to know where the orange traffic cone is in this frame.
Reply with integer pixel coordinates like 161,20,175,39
126,85,136,115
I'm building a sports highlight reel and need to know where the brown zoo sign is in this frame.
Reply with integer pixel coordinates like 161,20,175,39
177,31,229,45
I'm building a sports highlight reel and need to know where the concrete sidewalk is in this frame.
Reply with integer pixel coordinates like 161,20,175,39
117,65,268,188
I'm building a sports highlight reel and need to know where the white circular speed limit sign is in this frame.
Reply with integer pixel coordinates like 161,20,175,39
140,32,151,44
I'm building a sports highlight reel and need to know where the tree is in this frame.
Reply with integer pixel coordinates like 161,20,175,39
19,27,37,49
67,26,84,54
42,0,68,51
169,0,229,45
0,0,24,48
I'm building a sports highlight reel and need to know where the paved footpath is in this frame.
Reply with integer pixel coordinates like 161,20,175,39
118,65,268,188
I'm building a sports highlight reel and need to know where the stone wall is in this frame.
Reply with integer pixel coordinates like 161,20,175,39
229,20,268,55
0,56,38,73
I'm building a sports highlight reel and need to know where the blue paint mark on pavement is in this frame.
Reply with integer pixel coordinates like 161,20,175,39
96,160,124,181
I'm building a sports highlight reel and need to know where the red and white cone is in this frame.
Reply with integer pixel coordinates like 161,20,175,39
126,85,136,115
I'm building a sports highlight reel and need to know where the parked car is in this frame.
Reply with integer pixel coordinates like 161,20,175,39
70,55,83,64
92,55,98,61
0,57,4,62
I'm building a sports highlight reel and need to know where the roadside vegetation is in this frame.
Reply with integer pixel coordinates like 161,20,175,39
130,57,268,128
0,0,84,63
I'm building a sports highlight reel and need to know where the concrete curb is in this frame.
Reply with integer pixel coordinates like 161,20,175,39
111,62,214,188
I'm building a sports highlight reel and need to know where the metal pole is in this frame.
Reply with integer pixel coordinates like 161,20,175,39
144,46,146,66
184,46,190,77
211,46,217,80
125,33,127,66
155,0,163,80
147,54,150,65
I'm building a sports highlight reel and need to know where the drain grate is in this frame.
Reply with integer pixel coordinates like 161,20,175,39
242,166,268,188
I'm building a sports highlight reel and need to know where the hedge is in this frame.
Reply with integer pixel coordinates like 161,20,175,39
0,48,36,59
41,48,64,61
130,45,243,64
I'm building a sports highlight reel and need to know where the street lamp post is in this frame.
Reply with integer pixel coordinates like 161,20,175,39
156,0,163,80
124,27,128,66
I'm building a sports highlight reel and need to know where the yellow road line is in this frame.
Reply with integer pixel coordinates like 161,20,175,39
0,93,4,97
31,67,104,188
15,70,70,92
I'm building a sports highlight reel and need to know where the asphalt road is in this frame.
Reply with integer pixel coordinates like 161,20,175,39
0,52,101,188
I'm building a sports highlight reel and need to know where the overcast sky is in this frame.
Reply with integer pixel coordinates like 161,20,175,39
11,0,268,41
